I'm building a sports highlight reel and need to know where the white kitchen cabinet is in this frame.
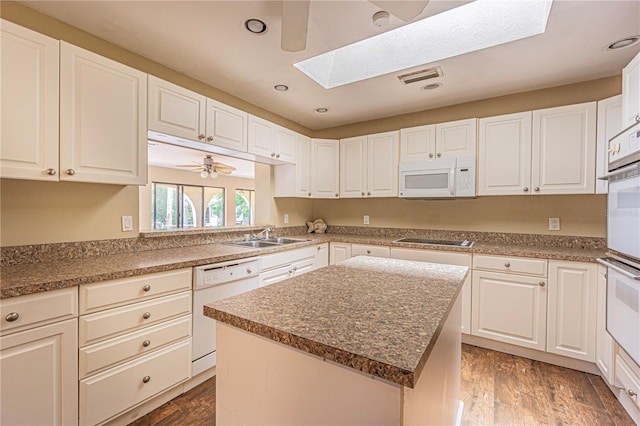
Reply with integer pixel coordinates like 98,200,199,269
259,245,323,287
390,247,472,335
315,243,329,269
596,95,622,193
296,134,312,197
478,111,532,196
596,264,615,385
310,139,340,198
329,242,352,265
472,254,548,351
0,20,59,181
148,75,248,152
622,50,640,128
399,119,477,161
60,42,147,185
340,131,399,198
0,287,78,426
351,244,391,258
531,102,597,194
615,350,640,417
248,115,296,163
546,260,597,362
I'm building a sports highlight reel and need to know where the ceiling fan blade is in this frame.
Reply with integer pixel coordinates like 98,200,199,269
215,166,236,173
176,164,201,168
217,169,234,175
369,0,429,22
281,0,310,52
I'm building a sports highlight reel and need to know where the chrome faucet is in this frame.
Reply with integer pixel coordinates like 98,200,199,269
252,227,272,240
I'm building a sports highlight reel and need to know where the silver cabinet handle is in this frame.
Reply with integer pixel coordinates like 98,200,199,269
142,284,151,292
366,250,371,254
66,169,76,175
5,312,19,322
46,168,56,175
635,114,640,123
628,389,637,397
308,192,311,196
247,268,252,274
534,187,540,192
539,281,546,287
206,136,213,142
335,193,338,197
271,152,276,157
504,262,511,267
198,134,205,140
317,246,321,251
429,153,434,158
523,187,529,192
276,153,280,158
361,192,365,196
142,340,151,347
436,153,442,157
142,376,151,384
142,312,151,319
367,192,371,196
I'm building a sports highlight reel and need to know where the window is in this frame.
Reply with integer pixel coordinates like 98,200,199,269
152,182,224,229
235,189,255,225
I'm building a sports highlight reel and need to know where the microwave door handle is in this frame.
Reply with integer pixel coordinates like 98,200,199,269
597,258,640,280
449,163,456,195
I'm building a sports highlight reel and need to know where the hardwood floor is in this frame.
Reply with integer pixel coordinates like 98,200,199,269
130,344,634,425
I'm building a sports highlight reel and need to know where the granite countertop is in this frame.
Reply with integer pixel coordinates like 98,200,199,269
204,256,468,388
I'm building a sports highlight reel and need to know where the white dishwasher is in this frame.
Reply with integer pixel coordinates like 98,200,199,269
192,256,260,376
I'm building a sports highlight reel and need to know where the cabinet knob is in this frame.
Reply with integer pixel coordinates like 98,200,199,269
5,312,19,322
198,134,205,140
45,168,57,176
247,268,252,274
366,250,371,254
635,114,640,123
317,246,321,251
523,187,529,192
628,389,637,397
429,153,434,158
534,187,540,192
335,193,339,197
142,340,151,347
504,262,511,267
539,281,546,287
361,192,365,196
142,312,151,319
367,192,371,196
271,152,276,157
66,169,76,176
293,266,298,271
142,376,151,384
308,192,311,197
276,153,280,158
142,284,151,292
436,153,442,158
206,136,213,142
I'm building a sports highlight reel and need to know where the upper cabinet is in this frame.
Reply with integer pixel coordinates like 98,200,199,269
596,95,622,193
310,139,340,198
478,102,596,195
340,131,399,198
248,115,296,163
622,51,640,128
400,118,476,161
273,133,312,198
148,76,247,152
60,42,147,185
1,20,59,181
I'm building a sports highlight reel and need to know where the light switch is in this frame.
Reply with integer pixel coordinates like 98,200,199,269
121,215,133,232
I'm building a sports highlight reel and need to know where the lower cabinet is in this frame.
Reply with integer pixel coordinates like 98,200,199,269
596,264,615,384
615,349,640,420
351,244,390,258
329,242,352,265
259,245,324,287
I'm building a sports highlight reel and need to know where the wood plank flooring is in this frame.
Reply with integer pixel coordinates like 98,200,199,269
130,344,634,425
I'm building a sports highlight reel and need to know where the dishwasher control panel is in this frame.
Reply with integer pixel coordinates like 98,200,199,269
194,257,260,289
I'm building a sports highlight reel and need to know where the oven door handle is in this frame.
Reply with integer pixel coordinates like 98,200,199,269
597,258,640,280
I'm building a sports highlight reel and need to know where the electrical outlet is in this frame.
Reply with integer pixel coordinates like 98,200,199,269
121,215,133,232
284,213,289,224
363,215,370,225
548,217,560,231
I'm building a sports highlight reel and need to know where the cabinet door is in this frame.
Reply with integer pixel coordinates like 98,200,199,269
60,42,147,185
296,134,311,197
531,102,597,194
259,265,292,287
314,244,329,270
351,244,390,258
274,126,296,163
310,139,340,198
596,265,614,385
472,270,547,350
478,112,532,196
547,260,597,362
368,131,399,197
435,118,477,158
623,51,640,128
247,115,275,158
1,318,78,426
1,20,59,181
400,124,436,161
205,98,248,152
597,95,622,193
147,75,205,142
340,136,367,198
329,243,352,265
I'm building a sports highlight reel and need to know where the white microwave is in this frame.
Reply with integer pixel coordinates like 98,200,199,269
399,157,476,199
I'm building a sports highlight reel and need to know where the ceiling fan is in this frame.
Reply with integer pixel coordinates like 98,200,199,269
281,0,429,52
176,155,236,179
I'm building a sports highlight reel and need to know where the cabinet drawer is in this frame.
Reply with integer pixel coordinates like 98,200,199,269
390,248,471,266
473,254,547,276
79,315,191,379
80,339,191,426
79,291,192,346
351,244,391,258
1,287,77,335
261,246,317,271
80,268,191,314
615,354,640,409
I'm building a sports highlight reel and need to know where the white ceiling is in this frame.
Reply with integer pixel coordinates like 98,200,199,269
21,0,640,130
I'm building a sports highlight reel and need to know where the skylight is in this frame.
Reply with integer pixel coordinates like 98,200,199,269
294,0,554,89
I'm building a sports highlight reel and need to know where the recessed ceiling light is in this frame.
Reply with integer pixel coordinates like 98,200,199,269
244,19,267,35
273,84,289,92
372,11,390,28
421,83,443,91
606,36,640,51
314,107,329,114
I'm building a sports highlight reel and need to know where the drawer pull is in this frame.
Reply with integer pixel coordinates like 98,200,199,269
366,250,371,254
539,281,546,287
504,262,511,268
142,376,151,384
628,389,637,397
247,268,252,274
142,312,151,320
142,284,151,292
5,312,19,322
142,340,151,347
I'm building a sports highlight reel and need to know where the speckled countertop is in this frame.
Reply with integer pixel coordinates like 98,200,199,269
0,232,605,299
205,256,468,388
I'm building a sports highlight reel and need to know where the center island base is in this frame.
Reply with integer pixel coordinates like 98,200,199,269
215,293,462,426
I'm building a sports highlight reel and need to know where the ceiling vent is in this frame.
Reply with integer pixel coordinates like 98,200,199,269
397,67,443,85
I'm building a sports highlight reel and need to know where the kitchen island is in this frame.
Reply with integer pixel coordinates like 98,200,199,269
204,256,468,425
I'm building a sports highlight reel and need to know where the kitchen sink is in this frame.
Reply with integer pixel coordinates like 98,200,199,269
393,238,474,248
225,237,310,248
